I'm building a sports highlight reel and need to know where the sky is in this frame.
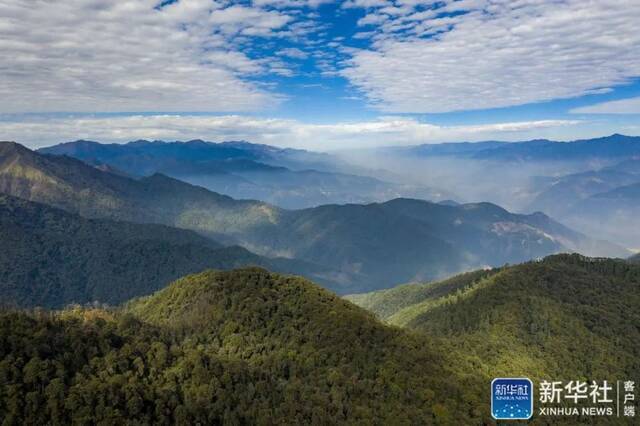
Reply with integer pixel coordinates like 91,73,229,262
1,0,640,150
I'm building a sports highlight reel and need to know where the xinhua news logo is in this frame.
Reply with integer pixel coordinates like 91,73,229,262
491,378,533,420
491,378,637,420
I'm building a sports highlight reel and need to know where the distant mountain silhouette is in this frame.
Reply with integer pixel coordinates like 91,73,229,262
563,181,640,248
40,139,450,208
472,134,640,161
384,134,640,161
523,157,639,248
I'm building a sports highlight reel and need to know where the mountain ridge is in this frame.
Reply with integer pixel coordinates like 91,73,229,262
39,139,450,209
379,134,640,161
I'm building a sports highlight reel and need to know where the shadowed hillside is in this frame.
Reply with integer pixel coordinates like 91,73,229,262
0,194,342,307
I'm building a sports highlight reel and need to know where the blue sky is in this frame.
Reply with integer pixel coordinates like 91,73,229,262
1,0,640,150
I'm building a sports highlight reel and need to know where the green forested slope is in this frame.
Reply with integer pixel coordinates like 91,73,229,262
0,195,339,308
0,268,485,425
350,255,640,382
345,268,499,322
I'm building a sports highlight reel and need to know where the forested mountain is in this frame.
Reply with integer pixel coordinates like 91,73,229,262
277,199,629,291
39,139,448,208
0,268,485,425
0,194,341,308
630,253,640,263
1,141,627,293
347,254,640,384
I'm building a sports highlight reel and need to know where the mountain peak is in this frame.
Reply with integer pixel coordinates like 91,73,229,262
0,142,41,169
0,141,30,156
127,267,357,330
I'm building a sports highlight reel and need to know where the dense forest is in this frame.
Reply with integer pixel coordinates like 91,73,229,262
1,256,639,424
350,255,640,386
0,194,337,308
345,268,500,323
0,268,486,425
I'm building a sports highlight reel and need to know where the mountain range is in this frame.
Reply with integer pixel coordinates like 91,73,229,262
567,181,640,243
364,134,640,249
39,139,449,209
2,141,626,295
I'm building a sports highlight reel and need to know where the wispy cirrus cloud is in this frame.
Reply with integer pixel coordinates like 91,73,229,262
0,0,320,113
341,0,640,113
0,114,579,150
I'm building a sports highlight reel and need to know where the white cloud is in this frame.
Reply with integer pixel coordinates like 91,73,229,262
208,5,292,35
252,0,333,8
358,13,388,26
342,0,640,113
0,0,307,113
276,47,309,59
342,0,391,9
571,97,640,114
0,114,579,150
